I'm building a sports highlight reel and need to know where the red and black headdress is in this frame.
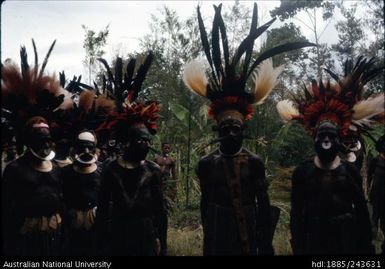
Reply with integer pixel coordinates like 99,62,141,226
276,56,384,138
96,52,160,138
183,3,315,124
1,39,73,153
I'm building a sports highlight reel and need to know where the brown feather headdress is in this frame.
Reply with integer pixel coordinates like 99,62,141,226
1,39,73,153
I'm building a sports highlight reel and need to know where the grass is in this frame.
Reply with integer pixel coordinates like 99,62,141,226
168,226,203,256
166,166,295,256
166,165,383,256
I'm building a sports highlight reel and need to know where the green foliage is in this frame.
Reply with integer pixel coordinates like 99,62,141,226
82,24,110,84
270,0,337,77
331,4,365,62
222,0,251,53
270,0,334,21
260,22,311,95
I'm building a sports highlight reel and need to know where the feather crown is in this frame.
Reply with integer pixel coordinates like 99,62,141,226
183,3,316,121
1,39,74,152
97,52,160,136
276,56,384,138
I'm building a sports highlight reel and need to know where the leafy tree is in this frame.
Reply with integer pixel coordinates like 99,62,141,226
331,3,365,63
362,0,384,94
260,22,310,96
82,24,109,84
140,6,210,207
270,0,336,77
222,0,252,53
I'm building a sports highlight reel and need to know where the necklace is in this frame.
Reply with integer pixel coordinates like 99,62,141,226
219,147,243,157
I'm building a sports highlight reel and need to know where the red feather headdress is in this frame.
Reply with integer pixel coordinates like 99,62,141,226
96,52,160,138
1,39,73,153
277,56,384,138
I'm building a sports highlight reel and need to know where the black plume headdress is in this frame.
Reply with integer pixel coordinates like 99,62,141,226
97,52,154,108
97,52,160,137
183,3,316,121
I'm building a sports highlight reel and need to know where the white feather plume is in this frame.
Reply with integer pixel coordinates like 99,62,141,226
56,87,74,111
253,59,284,105
276,99,300,122
352,93,384,124
182,58,208,97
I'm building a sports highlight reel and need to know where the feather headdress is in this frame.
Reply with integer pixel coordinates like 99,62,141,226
183,3,316,122
50,88,116,144
1,39,73,153
276,56,384,138
97,52,160,137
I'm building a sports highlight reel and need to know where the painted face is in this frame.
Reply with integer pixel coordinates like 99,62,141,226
218,118,244,154
122,126,152,162
29,128,55,161
340,130,361,154
5,145,17,162
74,132,98,164
314,121,340,164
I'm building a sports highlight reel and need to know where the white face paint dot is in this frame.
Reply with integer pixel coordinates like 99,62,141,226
322,141,332,150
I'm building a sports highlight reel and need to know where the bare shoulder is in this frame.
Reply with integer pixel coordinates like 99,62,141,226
144,160,161,172
241,148,264,165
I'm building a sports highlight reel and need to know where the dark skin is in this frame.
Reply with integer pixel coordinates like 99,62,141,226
96,126,166,256
154,144,177,202
197,118,274,255
153,143,177,256
367,139,385,254
2,130,63,255
154,144,176,181
62,137,101,256
290,124,374,255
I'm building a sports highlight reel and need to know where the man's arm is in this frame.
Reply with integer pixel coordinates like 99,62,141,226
171,159,177,182
94,166,114,255
150,166,167,255
347,163,375,254
290,164,306,255
253,158,274,255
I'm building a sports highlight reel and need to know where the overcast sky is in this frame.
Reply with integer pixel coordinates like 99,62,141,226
2,0,355,81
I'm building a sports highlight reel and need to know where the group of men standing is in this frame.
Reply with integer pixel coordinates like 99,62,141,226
1,2,384,257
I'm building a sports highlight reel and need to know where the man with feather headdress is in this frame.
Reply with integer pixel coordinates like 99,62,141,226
183,3,315,255
276,56,383,254
1,40,73,255
324,58,384,175
58,88,115,256
95,53,166,256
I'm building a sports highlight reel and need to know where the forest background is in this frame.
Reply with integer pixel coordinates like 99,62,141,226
2,0,384,255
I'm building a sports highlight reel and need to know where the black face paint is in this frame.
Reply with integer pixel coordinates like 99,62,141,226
314,122,340,164
122,127,152,162
74,140,97,164
29,129,55,160
218,119,244,155
340,134,360,154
